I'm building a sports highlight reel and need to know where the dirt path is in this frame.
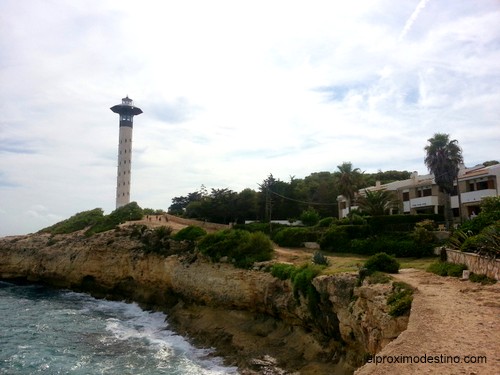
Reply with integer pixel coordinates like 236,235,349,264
355,268,500,375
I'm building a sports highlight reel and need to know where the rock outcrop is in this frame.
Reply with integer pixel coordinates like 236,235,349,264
0,226,408,374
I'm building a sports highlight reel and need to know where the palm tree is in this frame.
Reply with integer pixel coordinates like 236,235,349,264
357,189,398,216
424,133,463,229
336,162,363,215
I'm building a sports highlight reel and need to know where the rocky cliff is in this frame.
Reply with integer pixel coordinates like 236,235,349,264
0,225,408,374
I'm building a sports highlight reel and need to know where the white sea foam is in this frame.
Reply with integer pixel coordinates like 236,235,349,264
1,286,239,375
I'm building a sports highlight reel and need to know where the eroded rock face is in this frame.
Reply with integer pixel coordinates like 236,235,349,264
0,228,408,374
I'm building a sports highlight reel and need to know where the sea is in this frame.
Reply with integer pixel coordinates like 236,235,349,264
0,281,239,375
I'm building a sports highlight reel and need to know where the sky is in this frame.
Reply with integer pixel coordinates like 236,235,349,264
1,0,499,236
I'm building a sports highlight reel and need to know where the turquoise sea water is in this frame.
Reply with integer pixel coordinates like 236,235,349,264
0,281,238,374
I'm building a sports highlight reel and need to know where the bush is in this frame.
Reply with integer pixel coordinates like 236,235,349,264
365,271,392,284
312,251,329,265
272,227,320,247
319,226,350,252
460,222,500,258
270,263,323,305
459,197,500,235
300,207,320,226
469,273,497,285
364,252,400,274
271,263,323,315
197,229,273,268
270,263,297,280
367,214,443,233
387,282,414,317
138,226,173,255
317,217,336,227
86,202,144,235
427,261,467,277
39,208,104,234
173,226,207,241
348,233,429,258
233,222,287,236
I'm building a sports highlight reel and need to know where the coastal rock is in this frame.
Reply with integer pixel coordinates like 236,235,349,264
0,227,408,374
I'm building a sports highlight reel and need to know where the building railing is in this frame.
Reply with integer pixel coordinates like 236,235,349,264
460,189,497,204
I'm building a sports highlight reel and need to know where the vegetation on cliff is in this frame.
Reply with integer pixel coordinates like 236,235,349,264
387,282,414,317
197,229,273,268
40,202,144,236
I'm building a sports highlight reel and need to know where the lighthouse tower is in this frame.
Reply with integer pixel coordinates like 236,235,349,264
110,96,143,208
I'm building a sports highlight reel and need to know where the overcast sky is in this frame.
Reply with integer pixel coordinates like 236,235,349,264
1,0,499,236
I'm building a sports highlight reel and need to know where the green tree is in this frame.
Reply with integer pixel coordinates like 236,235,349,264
235,188,258,223
357,189,398,216
424,133,463,229
335,162,363,215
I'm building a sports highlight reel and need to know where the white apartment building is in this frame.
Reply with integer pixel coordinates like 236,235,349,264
338,163,500,223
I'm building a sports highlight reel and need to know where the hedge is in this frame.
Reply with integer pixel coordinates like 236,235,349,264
272,227,321,247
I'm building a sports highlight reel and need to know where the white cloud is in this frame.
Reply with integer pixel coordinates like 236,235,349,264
0,0,499,236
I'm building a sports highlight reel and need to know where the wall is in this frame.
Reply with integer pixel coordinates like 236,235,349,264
164,214,229,231
435,247,500,280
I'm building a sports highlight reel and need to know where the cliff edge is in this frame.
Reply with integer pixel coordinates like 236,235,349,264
0,225,409,374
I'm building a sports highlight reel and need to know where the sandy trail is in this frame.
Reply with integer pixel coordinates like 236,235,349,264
122,218,500,374
355,268,500,375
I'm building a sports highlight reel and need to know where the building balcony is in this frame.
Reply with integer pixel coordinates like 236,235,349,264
460,189,497,204
410,195,439,209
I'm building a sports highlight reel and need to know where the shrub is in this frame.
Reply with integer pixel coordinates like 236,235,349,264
367,214,443,233
269,263,323,314
410,226,436,257
233,222,286,236
312,251,329,265
197,229,273,268
270,263,297,280
387,282,414,317
317,217,336,227
272,227,320,247
173,226,207,241
233,231,274,268
461,222,500,258
86,202,144,235
364,252,400,274
427,261,467,277
415,219,435,231
140,226,173,255
349,234,427,258
365,271,392,284
300,207,320,226
459,197,500,235
319,226,350,252
469,273,497,285
39,208,104,234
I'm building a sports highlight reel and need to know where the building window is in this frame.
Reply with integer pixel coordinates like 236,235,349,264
477,180,488,190
423,187,432,197
402,192,409,201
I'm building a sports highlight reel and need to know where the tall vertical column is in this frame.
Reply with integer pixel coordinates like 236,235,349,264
110,97,143,208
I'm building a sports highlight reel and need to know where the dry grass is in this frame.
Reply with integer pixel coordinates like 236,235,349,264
274,247,438,275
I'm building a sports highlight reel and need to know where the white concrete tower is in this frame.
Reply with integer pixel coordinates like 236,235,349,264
110,96,143,208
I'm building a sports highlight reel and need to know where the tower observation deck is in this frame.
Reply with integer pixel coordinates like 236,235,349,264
110,96,143,208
